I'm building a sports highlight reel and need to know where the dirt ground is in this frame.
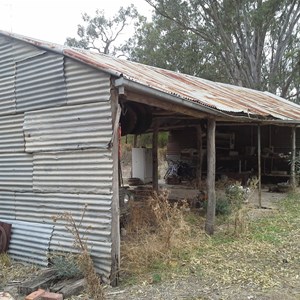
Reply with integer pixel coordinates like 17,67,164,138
2,189,299,300
103,189,299,300
105,276,300,300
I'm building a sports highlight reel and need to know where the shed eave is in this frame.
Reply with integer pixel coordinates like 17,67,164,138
115,78,300,125
115,77,234,119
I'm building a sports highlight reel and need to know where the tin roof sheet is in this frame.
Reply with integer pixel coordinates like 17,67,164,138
1,30,300,122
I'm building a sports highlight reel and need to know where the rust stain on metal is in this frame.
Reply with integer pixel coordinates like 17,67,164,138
1,30,300,122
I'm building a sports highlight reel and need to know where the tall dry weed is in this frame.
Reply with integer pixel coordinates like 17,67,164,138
53,209,105,300
121,190,194,275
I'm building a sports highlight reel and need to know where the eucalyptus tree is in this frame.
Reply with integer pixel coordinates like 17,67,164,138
66,4,142,56
126,0,300,102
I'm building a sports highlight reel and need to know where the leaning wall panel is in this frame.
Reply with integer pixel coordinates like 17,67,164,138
0,219,53,266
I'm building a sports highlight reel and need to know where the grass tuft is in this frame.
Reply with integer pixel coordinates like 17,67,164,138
120,191,300,291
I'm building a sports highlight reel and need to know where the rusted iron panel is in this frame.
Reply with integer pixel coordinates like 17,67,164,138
0,218,54,266
33,150,113,194
15,52,67,112
14,191,112,276
0,153,33,191
65,58,111,105
23,102,112,153
2,30,300,122
0,191,15,220
65,49,300,122
0,114,24,152
0,76,16,116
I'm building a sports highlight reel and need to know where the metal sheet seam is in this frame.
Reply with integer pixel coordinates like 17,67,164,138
14,50,46,63
64,49,121,77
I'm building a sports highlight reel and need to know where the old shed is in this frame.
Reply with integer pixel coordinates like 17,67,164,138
0,30,300,283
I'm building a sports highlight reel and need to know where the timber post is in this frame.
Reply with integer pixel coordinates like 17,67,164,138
291,126,296,190
110,87,120,286
152,121,159,192
205,118,216,235
257,125,262,208
196,125,203,189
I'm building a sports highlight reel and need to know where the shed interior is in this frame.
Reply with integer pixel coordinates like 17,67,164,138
118,97,300,196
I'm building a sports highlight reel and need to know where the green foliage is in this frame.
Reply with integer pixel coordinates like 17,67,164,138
66,5,142,55
225,184,246,210
125,0,300,102
250,192,300,245
203,197,232,216
287,152,300,175
215,198,232,216
203,183,247,216
158,132,169,148
151,273,162,283
51,252,82,279
123,13,226,82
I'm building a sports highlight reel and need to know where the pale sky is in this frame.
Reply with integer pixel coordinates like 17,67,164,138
0,0,153,45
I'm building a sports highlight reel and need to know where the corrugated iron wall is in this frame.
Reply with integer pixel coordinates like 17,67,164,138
15,52,67,112
0,35,114,278
32,150,113,194
23,102,112,152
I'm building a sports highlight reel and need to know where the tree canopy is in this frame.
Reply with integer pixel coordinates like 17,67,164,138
125,0,300,102
65,1,300,102
65,5,142,56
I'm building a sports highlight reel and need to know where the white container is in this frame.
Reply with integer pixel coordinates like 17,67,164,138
132,148,153,183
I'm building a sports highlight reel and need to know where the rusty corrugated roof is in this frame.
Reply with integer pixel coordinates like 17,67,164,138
1,30,300,122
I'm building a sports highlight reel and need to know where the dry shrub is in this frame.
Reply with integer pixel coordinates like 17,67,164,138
150,191,190,249
121,190,194,275
53,210,105,300
77,250,104,299
233,206,250,236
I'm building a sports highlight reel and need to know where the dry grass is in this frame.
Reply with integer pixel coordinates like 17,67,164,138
120,191,300,292
121,190,205,278
2,190,299,299
195,198,300,289
0,254,38,289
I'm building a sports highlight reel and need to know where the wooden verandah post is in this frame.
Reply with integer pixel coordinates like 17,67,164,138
152,121,159,192
205,119,216,235
291,126,297,191
110,89,121,286
196,125,203,188
257,125,262,208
